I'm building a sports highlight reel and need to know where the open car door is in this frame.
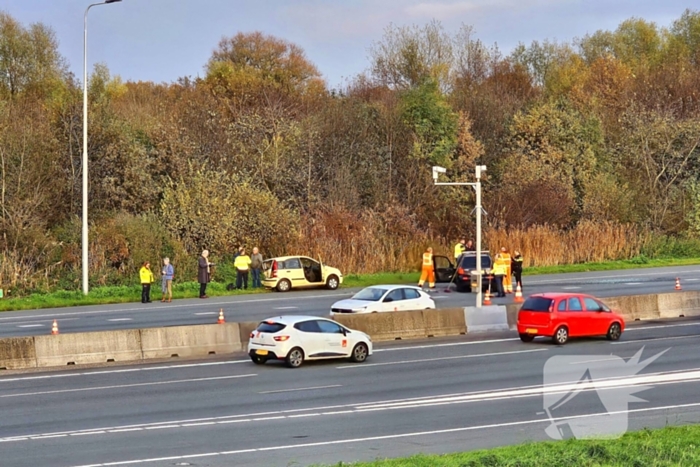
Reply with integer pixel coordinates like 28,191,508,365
432,255,455,283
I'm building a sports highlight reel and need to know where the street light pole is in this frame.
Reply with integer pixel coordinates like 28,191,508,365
433,165,487,307
83,0,122,295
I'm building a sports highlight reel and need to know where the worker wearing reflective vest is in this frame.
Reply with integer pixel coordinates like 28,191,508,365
492,255,507,297
454,238,466,261
499,247,513,293
418,247,436,291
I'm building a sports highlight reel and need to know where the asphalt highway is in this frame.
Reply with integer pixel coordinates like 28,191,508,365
0,316,699,466
0,265,698,338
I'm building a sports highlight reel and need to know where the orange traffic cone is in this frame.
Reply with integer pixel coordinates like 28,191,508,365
51,320,59,335
217,309,225,324
483,290,492,306
514,284,524,303
675,278,682,290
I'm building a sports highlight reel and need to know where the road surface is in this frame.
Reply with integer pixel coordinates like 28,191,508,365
0,316,698,466
0,265,698,338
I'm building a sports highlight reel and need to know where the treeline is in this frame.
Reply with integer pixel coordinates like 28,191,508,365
1,10,699,293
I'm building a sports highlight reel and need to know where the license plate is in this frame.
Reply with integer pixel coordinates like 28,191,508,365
255,349,269,356
526,328,538,334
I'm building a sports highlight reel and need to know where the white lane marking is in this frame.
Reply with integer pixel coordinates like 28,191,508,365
17,324,43,328
69,399,700,467
613,335,699,345
258,385,342,394
626,322,700,332
145,425,180,430
336,349,548,369
195,312,217,316
529,269,700,285
70,431,105,437
432,296,448,300
8,367,700,443
0,360,251,383
374,338,519,352
0,292,353,322
106,318,132,322
569,356,624,365
625,282,643,285
0,375,256,399
687,279,700,282
274,306,298,310
0,318,81,328
561,286,581,290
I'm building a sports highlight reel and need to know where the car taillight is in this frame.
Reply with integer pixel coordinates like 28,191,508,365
250,332,255,338
457,267,465,275
271,260,278,278
273,335,290,342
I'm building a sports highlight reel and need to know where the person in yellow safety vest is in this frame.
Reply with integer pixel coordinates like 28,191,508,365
492,255,507,297
418,247,436,291
139,261,155,304
500,247,513,293
234,248,252,290
454,238,467,261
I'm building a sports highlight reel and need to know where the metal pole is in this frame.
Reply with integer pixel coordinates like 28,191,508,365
82,5,91,295
475,167,482,307
82,1,120,295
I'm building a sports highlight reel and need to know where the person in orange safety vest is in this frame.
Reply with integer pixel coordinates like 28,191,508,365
418,247,436,291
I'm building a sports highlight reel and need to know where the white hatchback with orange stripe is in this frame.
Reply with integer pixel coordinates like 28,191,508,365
247,315,373,368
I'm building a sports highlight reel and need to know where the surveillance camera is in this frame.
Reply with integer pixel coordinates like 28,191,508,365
433,166,447,174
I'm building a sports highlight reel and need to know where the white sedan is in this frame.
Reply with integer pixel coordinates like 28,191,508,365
247,315,373,368
330,285,436,316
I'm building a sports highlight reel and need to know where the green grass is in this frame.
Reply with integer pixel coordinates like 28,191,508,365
1,256,699,312
316,424,700,467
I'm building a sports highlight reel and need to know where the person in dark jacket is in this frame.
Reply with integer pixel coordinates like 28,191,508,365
250,247,263,288
198,250,213,299
512,250,524,288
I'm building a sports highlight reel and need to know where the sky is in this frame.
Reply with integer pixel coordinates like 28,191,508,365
2,0,694,89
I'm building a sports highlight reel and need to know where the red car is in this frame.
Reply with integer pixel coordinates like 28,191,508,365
517,293,625,345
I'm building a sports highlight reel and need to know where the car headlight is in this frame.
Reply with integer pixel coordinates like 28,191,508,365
352,306,367,313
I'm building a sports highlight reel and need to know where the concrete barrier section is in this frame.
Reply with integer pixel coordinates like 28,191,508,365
34,330,142,367
505,304,521,330
333,310,427,341
0,336,37,370
464,305,509,332
422,308,466,337
656,291,700,318
238,321,260,349
140,323,241,359
605,294,660,321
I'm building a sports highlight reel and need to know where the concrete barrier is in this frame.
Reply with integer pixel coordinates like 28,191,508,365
140,323,241,359
333,310,427,341
464,305,509,332
34,330,142,367
506,304,521,330
656,291,700,318
605,294,660,321
422,308,466,337
238,321,259,349
0,336,37,370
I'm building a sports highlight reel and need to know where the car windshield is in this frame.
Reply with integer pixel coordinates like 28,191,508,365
522,297,553,312
459,255,492,269
351,287,386,302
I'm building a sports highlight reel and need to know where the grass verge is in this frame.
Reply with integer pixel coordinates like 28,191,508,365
317,424,700,466
1,256,699,312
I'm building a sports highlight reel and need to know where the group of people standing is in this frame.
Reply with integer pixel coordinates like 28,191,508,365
139,258,174,304
417,237,524,297
137,246,266,303
197,247,264,299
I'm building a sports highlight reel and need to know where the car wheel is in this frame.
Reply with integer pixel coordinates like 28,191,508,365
250,355,267,365
276,279,291,292
285,347,304,368
326,275,340,290
350,343,369,363
519,333,535,342
607,322,622,341
553,326,569,345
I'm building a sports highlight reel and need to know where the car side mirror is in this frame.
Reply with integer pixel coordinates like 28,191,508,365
342,328,347,336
